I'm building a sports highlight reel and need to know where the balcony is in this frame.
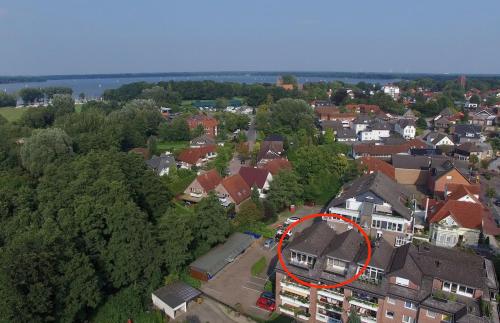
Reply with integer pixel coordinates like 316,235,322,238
280,279,310,296
278,304,311,321
317,301,343,314
278,305,295,316
289,258,314,269
280,291,310,307
318,289,345,301
348,296,379,311
316,310,342,323
360,316,377,323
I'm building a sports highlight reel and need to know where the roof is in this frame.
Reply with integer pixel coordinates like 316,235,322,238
190,233,254,277
288,221,335,256
177,145,216,165
358,156,395,179
392,154,431,169
345,104,381,114
453,124,481,137
238,167,270,189
190,134,216,146
428,200,483,230
153,282,201,308
456,142,492,154
397,118,416,128
259,158,292,175
446,183,480,199
196,169,223,191
315,106,340,117
187,114,218,128
425,132,454,145
336,128,357,138
326,172,413,220
146,153,176,174
221,174,251,205
263,134,284,142
353,139,427,156
325,229,365,262
320,120,344,132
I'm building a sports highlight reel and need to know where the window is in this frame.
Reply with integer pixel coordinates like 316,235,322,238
359,266,384,281
372,219,404,232
426,310,436,318
402,315,414,323
404,301,417,310
396,277,410,287
442,281,474,297
385,311,394,319
387,297,396,304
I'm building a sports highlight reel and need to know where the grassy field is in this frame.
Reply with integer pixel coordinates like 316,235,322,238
0,107,28,122
156,140,189,153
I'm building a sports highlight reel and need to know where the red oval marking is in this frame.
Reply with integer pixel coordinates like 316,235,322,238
277,213,372,289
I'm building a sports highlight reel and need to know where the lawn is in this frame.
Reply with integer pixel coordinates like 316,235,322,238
0,107,28,122
251,256,267,277
156,140,189,153
166,169,197,196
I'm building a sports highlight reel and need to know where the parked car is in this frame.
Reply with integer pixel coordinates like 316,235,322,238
284,216,300,225
256,292,275,311
494,200,500,207
264,238,275,249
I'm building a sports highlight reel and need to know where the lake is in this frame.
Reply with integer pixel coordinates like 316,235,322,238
0,72,401,99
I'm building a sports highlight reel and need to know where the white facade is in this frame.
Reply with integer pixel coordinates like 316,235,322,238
382,85,400,100
152,294,187,320
360,129,390,141
395,124,416,139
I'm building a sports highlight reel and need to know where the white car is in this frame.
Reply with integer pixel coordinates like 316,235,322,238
284,216,300,225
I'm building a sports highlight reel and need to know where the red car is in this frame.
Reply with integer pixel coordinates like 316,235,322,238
256,292,276,311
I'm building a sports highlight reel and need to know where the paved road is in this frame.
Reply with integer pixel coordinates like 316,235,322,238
246,115,257,152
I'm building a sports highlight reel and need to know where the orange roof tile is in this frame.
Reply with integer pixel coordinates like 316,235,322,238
358,157,395,179
259,158,292,175
196,169,223,192
221,174,251,205
428,200,483,230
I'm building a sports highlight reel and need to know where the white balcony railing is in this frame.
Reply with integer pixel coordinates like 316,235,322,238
280,281,310,296
318,289,345,301
316,313,342,323
349,298,379,311
280,294,310,307
360,316,377,323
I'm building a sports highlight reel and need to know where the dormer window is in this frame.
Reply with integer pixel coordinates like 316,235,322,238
326,257,347,275
290,250,316,269
358,265,384,283
442,281,474,298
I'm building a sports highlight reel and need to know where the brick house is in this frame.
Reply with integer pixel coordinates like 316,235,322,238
275,220,497,323
183,169,222,202
215,174,251,210
357,157,395,180
187,114,219,137
238,166,273,198
427,164,473,198
177,145,217,169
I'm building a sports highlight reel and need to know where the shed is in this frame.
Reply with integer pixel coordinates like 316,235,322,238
189,232,255,281
152,282,201,320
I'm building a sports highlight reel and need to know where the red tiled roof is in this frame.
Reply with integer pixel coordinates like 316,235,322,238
177,145,216,165
314,106,339,116
345,104,382,114
187,114,219,128
446,183,481,201
428,200,483,230
221,174,251,205
354,139,427,156
238,167,270,189
259,158,292,175
358,157,395,179
196,169,223,192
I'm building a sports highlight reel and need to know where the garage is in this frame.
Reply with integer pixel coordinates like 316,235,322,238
152,282,201,320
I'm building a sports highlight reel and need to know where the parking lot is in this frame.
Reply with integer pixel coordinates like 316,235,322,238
200,240,278,320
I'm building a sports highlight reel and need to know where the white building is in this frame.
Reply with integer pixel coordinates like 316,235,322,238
382,85,400,100
394,119,416,139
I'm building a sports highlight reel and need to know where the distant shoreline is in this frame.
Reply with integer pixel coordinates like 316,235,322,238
2,71,500,84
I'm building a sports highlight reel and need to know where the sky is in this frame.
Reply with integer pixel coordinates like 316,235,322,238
1,0,499,75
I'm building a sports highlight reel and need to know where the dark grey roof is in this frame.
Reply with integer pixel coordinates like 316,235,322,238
320,120,344,132
325,229,365,262
326,172,413,220
146,153,176,174
336,128,357,139
453,124,481,138
288,221,335,256
153,282,201,308
264,134,284,142
190,233,254,277
353,114,371,124
397,118,416,128
357,238,395,271
371,120,391,130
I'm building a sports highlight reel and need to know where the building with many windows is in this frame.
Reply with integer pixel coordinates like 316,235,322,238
275,221,498,323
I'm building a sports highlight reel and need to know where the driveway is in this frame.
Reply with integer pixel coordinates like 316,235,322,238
246,116,257,152
173,297,245,323
200,240,277,321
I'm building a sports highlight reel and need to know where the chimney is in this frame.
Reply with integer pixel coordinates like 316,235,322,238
435,260,440,268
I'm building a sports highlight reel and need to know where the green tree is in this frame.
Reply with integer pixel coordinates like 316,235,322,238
215,97,229,110
0,92,17,107
51,94,75,117
266,170,303,212
20,128,73,176
158,117,190,141
235,200,263,226
469,94,481,104
323,128,335,144
191,193,231,256
18,88,44,105
416,117,427,129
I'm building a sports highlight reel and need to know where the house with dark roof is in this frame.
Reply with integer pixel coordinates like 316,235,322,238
352,139,427,160
238,166,272,198
424,132,455,148
275,220,498,323
325,172,415,247
146,152,176,176
452,124,483,144
394,119,416,139
183,169,222,202
152,282,201,319
190,134,216,148
336,128,357,142
454,142,493,161
257,135,285,164
215,174,251,209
